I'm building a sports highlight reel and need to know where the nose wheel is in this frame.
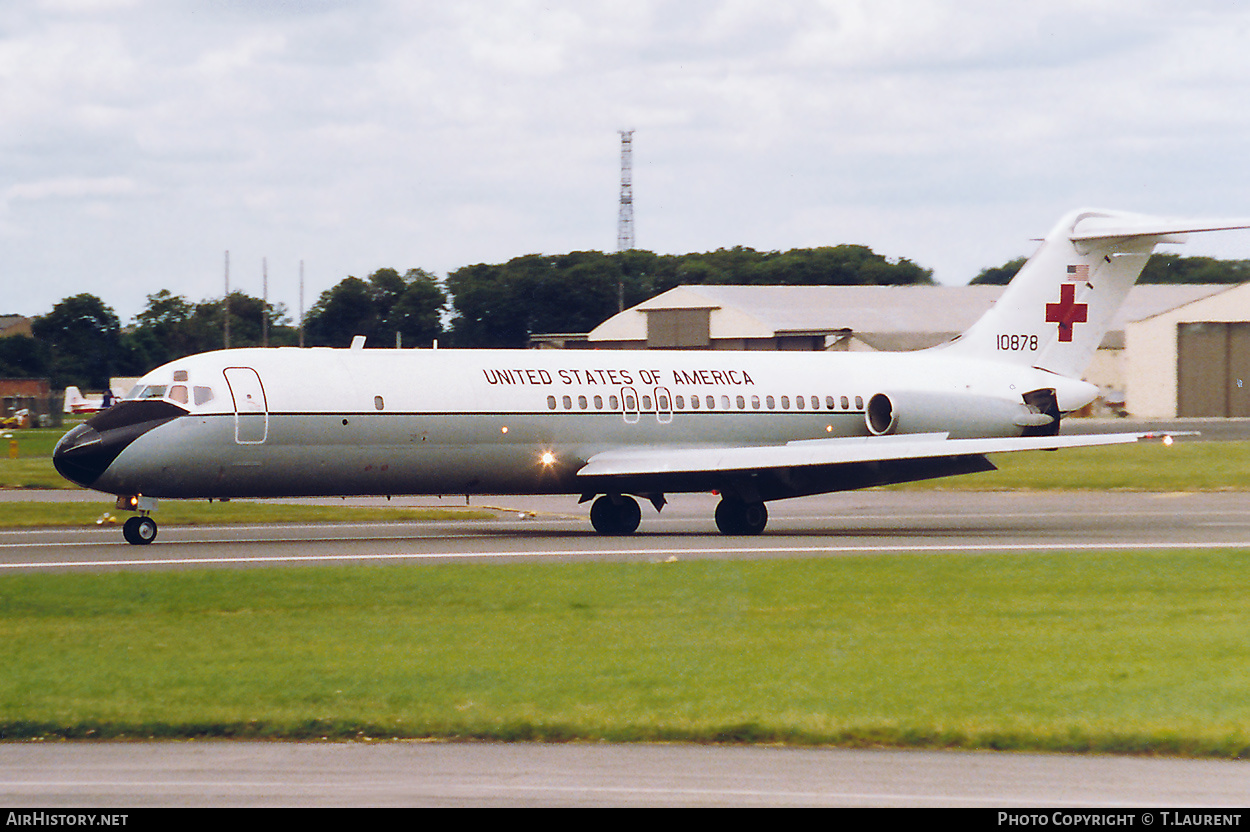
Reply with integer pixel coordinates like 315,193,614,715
122,515,158,545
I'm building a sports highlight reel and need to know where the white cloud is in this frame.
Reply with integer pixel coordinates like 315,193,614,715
4,175,147,202
3,0,1250,322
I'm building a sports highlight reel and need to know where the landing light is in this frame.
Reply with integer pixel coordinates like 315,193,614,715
540,451,557,466
1163,435,1174,447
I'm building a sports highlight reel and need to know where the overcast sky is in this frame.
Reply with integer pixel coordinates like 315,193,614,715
6,0,1250,323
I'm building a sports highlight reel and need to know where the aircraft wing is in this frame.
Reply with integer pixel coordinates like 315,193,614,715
576,431,1160,480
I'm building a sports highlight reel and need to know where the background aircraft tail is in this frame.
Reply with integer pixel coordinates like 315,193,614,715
63,386,87,413
940,209,1250,378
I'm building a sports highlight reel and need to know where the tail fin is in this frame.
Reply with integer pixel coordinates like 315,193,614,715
941,208,1250,378
63,386,85,413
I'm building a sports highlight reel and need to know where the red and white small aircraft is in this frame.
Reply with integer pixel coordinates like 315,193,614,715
62,386,112,414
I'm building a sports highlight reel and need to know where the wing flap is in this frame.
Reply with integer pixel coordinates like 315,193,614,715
577,431,1155,479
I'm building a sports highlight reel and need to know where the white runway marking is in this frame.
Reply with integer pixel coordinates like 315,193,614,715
1,540,1246,570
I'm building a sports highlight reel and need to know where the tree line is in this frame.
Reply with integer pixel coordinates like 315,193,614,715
4,245,1248,391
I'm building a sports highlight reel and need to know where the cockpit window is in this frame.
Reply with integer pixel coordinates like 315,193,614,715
123,381,215,407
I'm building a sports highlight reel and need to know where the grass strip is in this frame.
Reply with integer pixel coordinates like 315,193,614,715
2,551,1249,756
0,501,495,529
900,439,1250,491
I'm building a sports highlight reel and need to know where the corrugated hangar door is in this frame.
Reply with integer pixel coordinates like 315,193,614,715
1177,322,1250,417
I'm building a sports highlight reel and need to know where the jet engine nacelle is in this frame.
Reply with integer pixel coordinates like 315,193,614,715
866,390,1055,439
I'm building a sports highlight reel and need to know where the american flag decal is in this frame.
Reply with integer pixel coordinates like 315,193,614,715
1066,264,1089,281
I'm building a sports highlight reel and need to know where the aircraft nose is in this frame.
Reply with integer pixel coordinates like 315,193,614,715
52,400,188,489
53,422,125,488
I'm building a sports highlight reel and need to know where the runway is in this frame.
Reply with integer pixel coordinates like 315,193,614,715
4,487,1250,806
3,741,1249,808
3,489,1250,572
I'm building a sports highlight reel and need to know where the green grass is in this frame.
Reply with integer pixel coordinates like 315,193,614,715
3,551,1250,756
0,501,496,529
905,439,1250,491
0,425,74,458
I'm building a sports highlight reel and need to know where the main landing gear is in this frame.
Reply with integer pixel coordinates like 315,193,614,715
714,497,768,536
586,493,770,536
589,495,642,535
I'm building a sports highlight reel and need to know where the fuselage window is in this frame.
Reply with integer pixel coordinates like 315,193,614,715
675,395,685,409
609,395,619,410
547,395,557,410
691,396,700,409
841,396,850,410
642,395,652,410
578,395,588,410
811,396,820,410
735,395,745,409
374,395,385,411
706,395,716,409
796,396,805,410
657,394,669,410
624,394,636,409
193,386,215,406
172,370,189,382
826,395,836,410
751,395,760,409
594,395,603,409
169,385,189,405
766,395,775,409
720,395,730,410
781,396,790,410
855,395,864,409
563,395,573,410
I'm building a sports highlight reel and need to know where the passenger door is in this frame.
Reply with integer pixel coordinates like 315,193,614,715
224,367,268,444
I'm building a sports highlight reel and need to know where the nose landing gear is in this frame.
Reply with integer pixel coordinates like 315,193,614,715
122,515,158,545
117,494,159,545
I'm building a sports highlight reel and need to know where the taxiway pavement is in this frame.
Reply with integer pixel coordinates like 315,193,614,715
3,490,1249,572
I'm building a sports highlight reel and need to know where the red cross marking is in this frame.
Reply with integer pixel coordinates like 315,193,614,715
1045,282,1088,343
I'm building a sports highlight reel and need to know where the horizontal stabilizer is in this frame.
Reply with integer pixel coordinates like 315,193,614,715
577,431,1154,479
1069,214,1250,242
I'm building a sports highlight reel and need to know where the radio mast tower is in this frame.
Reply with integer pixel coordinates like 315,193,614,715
616,129,635,252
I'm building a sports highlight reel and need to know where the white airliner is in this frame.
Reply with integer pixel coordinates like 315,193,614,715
53,208,1250,544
